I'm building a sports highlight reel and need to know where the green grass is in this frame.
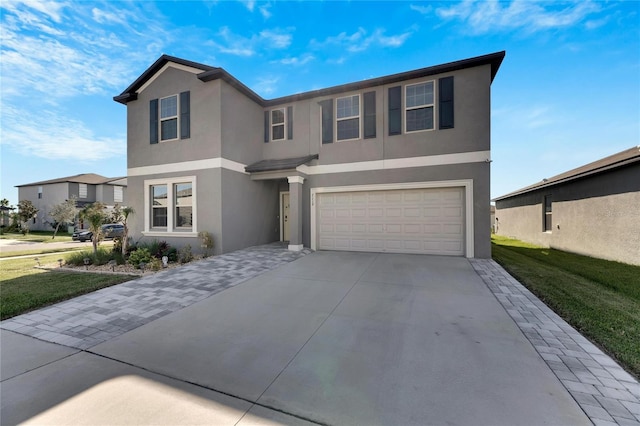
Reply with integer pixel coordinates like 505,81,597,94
491,235,640,379
0,230,73,243
0,248,85,259
0,253,134,320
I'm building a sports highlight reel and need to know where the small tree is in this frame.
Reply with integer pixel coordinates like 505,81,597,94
17,200,38,235
80,203,107,256
49,197,77,239
121,206,135,256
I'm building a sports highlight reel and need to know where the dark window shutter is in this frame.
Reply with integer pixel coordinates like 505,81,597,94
150,99,159,144
180,91,190,139
320,99,333,144
363,91,376,139
264,111,269,143
388,86,401,135
439,77,454,129
287,106,293,140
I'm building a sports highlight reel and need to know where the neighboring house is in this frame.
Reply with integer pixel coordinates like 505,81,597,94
114,51,505,257
15,174,127,231
494,147,640,265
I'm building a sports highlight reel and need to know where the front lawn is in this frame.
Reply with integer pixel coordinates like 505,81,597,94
0,253,134,320
0,230,73,243
491,235,640,379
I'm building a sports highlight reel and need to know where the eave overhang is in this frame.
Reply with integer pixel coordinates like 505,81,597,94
114,51,506,107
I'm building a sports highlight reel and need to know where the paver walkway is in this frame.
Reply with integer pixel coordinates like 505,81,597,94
1,243,311,350
471,259,640,426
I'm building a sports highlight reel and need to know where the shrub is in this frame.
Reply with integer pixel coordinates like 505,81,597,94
66,247,113,266
148,257,162,271
178,244,193,264
198,231,214,257
128,248,153,268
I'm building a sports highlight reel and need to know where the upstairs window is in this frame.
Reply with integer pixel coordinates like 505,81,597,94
336,95,360,141
38,186,43,199
79,183,87,199
405,81,434,132
160,95,178,141
150,91,190,144
271,108,285,141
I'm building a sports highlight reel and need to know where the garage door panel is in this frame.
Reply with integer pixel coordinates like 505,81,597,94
318,187,465,256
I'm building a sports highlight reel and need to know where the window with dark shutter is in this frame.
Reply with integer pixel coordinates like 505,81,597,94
180,91,190,139
439,77,454,129
150,99,159,144
388,86,401,135
287,106,293,140
363,91,376,139
320,99,333,144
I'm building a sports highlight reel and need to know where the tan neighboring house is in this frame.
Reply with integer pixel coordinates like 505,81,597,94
494,147,640,265
16,174,127,231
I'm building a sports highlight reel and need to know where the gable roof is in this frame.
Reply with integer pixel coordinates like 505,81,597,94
16,174,126,188
114,51,506,106
494,146,640,201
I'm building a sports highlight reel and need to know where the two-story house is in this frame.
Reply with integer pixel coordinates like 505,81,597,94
114,51,505,257
16,174,127,231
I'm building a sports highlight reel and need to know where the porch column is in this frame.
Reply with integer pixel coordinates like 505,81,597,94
287,176,305,251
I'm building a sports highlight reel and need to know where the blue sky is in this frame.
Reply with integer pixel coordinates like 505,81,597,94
1,0,638,207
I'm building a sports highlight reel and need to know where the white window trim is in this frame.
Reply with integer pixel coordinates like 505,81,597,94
336,94,361,142
143,176,197,237
160,94,180,142
404,80,435,133
271,108,286,141
310,179,474,258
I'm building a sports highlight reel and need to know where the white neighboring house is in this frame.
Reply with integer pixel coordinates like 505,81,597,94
15,174,127,231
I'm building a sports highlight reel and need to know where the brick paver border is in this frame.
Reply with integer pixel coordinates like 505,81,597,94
470,259,640,426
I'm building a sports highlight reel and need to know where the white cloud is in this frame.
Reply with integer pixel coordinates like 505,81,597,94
410,4,432,15
278,54,315,66
240,0,255,12
1,106,125,161
208,26,294,57
436,0,601,34
252,76,279,96
311,27,413,53
260,29,292,48
259,4,272,19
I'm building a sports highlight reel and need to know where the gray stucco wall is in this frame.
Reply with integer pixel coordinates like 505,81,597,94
262,65,491,165
495,164,640,265
220,169,280,253
18,183,70,231
303,162,491,258
127,168,223,255
123,59,494,258
127,66,223,169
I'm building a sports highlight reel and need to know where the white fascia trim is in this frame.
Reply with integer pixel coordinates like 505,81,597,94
298,150,490,175
142,232,198,238
137,63,207,95
310,179,475,258
129,158,248,177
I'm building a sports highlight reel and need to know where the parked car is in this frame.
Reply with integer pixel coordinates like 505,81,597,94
72,224,124,242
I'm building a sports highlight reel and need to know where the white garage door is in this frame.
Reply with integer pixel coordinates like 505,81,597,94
317,187,465,255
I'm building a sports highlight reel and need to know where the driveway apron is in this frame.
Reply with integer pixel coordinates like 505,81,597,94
3,250,632,425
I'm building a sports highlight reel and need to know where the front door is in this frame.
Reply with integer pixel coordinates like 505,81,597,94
282,192,290,241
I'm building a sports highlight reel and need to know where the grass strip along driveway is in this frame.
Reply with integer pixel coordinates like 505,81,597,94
491,235,640,379
1,253,133,320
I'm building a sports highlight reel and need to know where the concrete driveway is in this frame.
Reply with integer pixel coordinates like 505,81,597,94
1,251,592,425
